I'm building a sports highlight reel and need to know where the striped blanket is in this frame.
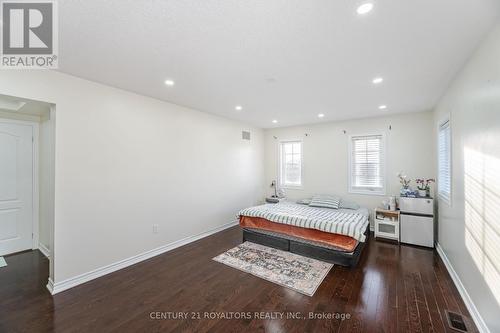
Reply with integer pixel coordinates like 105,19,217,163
239,202,369,242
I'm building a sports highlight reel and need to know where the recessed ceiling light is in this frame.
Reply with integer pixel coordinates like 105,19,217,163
379,105,387,110
318,113,325,118
372,77,383,84
235,105,243,111
164,79,175,86
357,3,374,15
272,120,278,124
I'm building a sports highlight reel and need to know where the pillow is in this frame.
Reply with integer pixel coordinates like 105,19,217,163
296,198,312,205
339,199,360,210
309,195,340,209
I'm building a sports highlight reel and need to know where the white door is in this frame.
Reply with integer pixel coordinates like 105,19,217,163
0,122,33,256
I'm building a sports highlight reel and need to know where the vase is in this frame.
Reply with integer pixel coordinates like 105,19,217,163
418,189,427,197
400,186,410,196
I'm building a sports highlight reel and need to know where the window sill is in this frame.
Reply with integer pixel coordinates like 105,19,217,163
280,185,304,190
349,189,386,196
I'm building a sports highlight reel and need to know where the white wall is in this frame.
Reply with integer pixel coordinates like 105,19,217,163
39,109,55,255
434,23,500,333
0,71,265,284
264,111,436,222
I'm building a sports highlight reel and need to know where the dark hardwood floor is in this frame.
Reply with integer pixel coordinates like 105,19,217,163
0,227,477,333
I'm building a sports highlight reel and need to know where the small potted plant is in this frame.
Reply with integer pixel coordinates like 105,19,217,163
415,178,435,197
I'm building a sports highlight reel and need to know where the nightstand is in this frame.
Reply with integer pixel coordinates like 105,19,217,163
374,208,400,242
265,197,285,204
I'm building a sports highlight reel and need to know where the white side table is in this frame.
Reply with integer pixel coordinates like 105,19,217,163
265,197,286,204
374,208,400,242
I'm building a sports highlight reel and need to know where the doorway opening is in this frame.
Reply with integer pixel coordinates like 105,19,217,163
0,93,55,291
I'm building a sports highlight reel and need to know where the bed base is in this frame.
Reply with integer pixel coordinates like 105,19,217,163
242,225,370,267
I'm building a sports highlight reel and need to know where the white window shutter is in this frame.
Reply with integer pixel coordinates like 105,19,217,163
350,135,385,194
438,120,451,203
279,141,302,187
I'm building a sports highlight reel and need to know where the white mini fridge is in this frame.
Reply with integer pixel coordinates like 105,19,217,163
399,197,434,248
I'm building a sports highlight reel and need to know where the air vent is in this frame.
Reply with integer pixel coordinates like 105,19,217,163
242,131,251,140
446,311,468,332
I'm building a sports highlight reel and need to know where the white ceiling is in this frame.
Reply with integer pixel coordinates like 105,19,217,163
58,1,500,128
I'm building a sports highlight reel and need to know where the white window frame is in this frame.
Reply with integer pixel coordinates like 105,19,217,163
348,133,386,196
278,139,303,189
438,116,452,205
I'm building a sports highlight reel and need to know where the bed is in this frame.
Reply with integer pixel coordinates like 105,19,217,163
238,201,370,267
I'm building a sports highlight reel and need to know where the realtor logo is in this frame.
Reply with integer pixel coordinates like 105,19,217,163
1,0,58,68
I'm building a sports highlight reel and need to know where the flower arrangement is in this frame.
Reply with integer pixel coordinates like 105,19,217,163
415,178,435,197
415,178,435,191
397,172,411,189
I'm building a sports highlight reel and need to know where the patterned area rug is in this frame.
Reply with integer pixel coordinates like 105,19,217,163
213,242,333,296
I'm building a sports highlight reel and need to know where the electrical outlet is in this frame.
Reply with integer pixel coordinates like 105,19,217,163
153,224,159,234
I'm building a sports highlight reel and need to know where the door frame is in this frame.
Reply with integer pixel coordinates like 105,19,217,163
0,118,39,252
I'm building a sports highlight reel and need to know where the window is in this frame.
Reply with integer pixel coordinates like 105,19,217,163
349,134,385,195
438,119,451,203
279,141,302,187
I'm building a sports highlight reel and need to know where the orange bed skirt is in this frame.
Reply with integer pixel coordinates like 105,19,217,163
239,216,358,252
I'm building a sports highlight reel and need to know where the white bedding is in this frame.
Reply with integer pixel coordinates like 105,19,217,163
239,201,370,242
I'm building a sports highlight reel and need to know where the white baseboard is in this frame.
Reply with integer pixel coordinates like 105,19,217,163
38,243,50,259
46,278,54,294
435,243,490,333
48,220,238,295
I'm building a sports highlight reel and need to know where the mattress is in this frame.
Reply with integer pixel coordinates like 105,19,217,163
240,216,358,252
238,201,370,242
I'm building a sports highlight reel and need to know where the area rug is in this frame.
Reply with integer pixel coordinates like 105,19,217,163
0,257,6,268
213,242,333,296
